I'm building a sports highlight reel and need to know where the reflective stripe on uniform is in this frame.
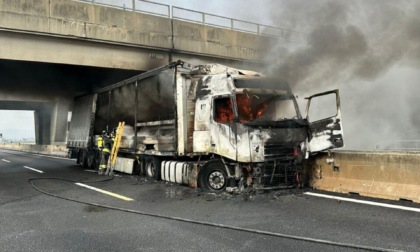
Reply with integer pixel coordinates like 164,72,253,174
98,136,103,148
102,148,110,153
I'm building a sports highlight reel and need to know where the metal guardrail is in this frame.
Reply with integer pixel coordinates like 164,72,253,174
75,0,304,40
171,6,305,40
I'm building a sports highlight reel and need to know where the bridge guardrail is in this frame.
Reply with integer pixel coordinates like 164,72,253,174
76,0,305,40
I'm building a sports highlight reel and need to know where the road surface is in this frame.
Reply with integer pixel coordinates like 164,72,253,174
1,149,419,251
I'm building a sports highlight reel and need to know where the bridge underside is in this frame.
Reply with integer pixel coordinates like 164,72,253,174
0,59,141,145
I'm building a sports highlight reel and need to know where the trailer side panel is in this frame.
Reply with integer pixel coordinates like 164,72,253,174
67,94,97,148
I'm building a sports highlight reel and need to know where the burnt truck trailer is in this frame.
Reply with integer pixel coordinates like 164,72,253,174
67,61,344,191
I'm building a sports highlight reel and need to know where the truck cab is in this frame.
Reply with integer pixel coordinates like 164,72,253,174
188,64,344,190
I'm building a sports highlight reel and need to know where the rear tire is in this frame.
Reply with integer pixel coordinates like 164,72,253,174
134,157,145,176
77,150,88,168
145,156,161,180
198,160,228,191
87,150,98,170
81,150,89,168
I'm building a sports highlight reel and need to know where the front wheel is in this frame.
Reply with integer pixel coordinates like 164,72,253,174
198,160,228,191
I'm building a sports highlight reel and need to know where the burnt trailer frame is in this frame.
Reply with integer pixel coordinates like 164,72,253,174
68,61,188,169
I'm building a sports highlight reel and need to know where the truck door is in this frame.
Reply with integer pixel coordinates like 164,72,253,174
305,89,344,153
210,95,237,160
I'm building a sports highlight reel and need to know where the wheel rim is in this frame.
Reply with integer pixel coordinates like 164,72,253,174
147,161,155,177
208,171,226,190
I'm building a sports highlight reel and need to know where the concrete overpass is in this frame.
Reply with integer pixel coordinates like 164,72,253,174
0,0,286,145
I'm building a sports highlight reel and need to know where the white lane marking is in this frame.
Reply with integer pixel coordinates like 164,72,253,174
2,159,10,162
304,192,420,213
23,166,44,174
75,183,134,201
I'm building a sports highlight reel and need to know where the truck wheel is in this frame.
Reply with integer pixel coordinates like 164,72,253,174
81,150,89,168
145,156,161,180
77,150,88,168
199,160,228,191
135,158,145,176
87,151,96,170
76,150,82,165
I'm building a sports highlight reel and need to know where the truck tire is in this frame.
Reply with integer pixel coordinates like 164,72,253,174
81,150,89,168
145,156,161,180
87,151,97,170
135,158,145,176
77,150,88,168
76,150,82,165
198,160,228,191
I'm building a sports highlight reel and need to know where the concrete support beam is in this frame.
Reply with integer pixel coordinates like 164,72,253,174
0,30,169,70
32,101,72,145
34,105,52,145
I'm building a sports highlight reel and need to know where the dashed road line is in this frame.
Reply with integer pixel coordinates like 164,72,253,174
23,166,44,174
2,159,10,162
75,183,134,201
304,192,420,213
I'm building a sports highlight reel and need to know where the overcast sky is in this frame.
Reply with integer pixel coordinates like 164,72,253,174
0,110,34,139
102,0,275,25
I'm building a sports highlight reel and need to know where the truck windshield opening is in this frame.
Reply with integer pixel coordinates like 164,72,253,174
236,94,298,124
234,78,290,90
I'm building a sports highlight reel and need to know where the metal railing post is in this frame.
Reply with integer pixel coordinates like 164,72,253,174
72,0,298,39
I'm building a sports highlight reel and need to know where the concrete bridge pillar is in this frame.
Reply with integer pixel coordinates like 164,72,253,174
34,104,52,145
34,99,70,145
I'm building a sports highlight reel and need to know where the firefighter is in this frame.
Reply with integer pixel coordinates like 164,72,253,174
98,130,112,175
111,128,116,143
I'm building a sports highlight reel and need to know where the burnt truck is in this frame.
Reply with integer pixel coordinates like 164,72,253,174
67,60,344,191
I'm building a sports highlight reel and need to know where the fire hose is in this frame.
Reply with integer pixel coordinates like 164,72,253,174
28,177,402,252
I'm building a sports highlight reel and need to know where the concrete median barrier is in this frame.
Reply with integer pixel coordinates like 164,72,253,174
0,143,68,157
308,151,420,203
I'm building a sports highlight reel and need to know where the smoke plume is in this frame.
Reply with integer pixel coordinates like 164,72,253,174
265,0,420,150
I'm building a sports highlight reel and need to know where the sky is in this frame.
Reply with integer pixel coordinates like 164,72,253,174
97,0,275,25
1,0,420,150
0,110,35,140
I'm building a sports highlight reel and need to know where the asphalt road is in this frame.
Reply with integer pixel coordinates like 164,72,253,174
1,149,419,252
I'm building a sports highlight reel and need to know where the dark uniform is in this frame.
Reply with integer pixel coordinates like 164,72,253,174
98,130,113,175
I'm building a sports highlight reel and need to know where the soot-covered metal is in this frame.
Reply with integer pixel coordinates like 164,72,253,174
68,61,344,192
